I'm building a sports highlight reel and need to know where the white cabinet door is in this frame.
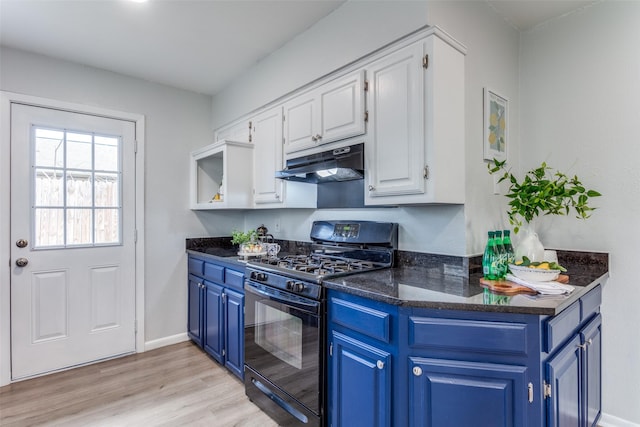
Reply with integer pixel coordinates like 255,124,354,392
215,120,252,143
283,92,319,154
284,70,366,155
318,70,366,145
366,41,426,198
252,106,284,205
365,29,465,205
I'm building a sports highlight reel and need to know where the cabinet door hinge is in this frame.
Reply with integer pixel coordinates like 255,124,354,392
329,343,333,357
134,229,138,243
248,120,252,129
134,140,138,153
364,80,369,92
528,382,534,403
364,110,369,122
222,349,226,356
543,381,552,399
423,165,429,179
423,54,429,69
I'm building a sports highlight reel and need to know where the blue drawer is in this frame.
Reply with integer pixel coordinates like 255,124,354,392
331,297,391,343
188,257,204,276
225,269,245,292
545,300,580,353
580,286,602,321
204,262,224,284
408,317,529,357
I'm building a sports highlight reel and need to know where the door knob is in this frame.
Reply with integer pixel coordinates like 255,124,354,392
16,239,28,248
15,258,29,267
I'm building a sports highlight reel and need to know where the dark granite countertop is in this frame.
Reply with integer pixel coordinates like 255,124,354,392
186,237,608,316
323,253,609,315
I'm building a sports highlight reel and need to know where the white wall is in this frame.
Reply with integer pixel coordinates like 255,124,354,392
520,2,640,424
0,47,244,344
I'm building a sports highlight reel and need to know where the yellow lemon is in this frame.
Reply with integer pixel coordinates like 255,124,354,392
488,132,496,144
490,113,498,126
515,260,523,265
537,262,550,270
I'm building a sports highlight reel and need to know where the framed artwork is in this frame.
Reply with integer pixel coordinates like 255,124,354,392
483,88,508,161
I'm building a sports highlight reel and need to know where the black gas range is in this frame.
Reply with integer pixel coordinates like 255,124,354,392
243,220,398,427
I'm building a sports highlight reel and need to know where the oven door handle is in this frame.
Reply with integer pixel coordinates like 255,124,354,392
245,282,320,312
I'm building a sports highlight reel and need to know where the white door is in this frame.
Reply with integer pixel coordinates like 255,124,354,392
10,104,136,380
318,70,366,144
252,106,284,205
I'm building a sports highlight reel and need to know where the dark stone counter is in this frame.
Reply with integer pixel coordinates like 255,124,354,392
323,251,609,315
186,237,609,316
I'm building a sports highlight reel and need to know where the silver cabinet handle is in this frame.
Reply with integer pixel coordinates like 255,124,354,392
15,258,29,267
376,360,384,370
413,366,422,376
311,135,317,142
368,185,375,191
315,134,322,140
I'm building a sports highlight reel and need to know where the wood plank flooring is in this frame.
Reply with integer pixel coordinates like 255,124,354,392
0,341,278,427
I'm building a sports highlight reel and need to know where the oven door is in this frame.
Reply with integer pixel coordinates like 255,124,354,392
244,280,321,415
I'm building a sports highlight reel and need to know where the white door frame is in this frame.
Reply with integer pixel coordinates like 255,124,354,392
0,91,146,386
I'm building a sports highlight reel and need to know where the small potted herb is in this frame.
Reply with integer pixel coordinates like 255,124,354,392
231,229,263,254
487,159,601,260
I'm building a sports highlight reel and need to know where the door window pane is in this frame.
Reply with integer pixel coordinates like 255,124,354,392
34,208,64,247
95,173,119,207
32,127,123,248
34,128,64,168
66,209,93,245
35,169,64,206
66,132,93,170
95,209,120,244
95,136,119,171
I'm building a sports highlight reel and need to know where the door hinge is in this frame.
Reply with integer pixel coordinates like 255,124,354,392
544,381,552,399
282,114,286,122
329,343,333,357
423,165,429,179
364,80,369,91
528,382,534,403
423,54,429,69
364,110,369,122
248,121,252,129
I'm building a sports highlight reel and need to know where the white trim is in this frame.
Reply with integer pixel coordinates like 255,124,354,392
599,413,640,427
144,333,190,352
0,91,146,386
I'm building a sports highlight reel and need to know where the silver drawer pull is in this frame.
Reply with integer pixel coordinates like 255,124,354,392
413,366,422,376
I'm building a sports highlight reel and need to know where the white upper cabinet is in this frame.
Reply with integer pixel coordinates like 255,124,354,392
251,106,284,205
215,120,252,143
365,27,466,205
190,140,254,210
284,70,366,155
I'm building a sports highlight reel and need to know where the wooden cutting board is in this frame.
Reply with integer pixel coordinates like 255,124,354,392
480,275,569,296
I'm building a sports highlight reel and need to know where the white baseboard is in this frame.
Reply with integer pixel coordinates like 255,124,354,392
599,413,640,427
143,333,190,352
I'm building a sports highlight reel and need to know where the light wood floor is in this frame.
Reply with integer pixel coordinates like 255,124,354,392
0,341,279,427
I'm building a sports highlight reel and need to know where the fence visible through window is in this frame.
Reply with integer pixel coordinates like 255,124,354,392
33,127,122,248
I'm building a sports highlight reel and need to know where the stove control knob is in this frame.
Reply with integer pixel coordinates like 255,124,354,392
286,280,295,291
251,271,268,282
294,282,305,293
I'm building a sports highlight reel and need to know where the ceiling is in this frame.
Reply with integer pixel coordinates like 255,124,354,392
0,0,594,96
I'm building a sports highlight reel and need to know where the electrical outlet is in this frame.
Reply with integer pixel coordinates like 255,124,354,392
274,218,281,233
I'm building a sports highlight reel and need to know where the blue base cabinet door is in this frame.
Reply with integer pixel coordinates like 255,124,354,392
330,331,391,427
409,357,528,427
224,288,244,379
203,281,224,364
582,315,602,427
187,274,203,347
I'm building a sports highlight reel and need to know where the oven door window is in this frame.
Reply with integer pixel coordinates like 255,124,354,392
255,301,303,369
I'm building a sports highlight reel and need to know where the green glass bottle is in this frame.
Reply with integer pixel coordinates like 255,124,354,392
502,230,515,266
482,231,497,279
494,230,507,279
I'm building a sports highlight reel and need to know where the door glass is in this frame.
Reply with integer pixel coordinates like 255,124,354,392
32,127,122,248
255,301,303,369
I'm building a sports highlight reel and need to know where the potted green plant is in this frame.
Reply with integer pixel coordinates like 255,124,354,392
487,159,601,260
231,229,264,255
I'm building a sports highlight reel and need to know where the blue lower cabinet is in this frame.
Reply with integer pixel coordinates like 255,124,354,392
204,281,224,364
409,357,528,427
224,288,244,379
187,274,203,346
187,255,245,380
330,331,392,427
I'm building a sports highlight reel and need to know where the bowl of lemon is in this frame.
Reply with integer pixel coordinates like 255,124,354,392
508,257,566,282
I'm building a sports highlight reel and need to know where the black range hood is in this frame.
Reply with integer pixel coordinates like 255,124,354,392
275,143,364,184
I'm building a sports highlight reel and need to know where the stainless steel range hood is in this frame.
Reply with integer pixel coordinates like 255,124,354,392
275,143,364,184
